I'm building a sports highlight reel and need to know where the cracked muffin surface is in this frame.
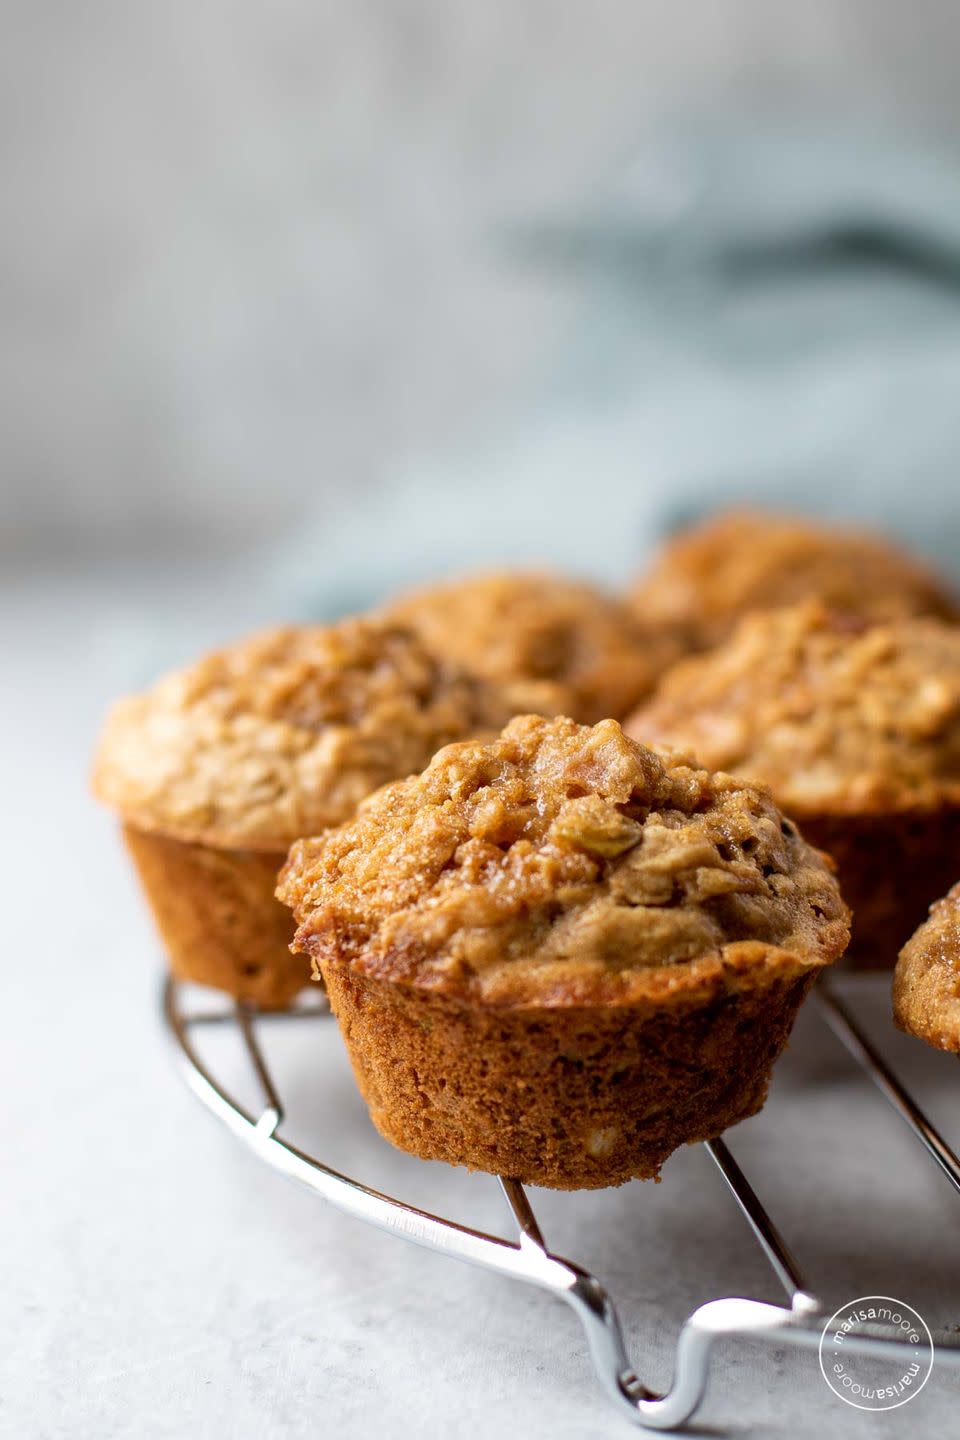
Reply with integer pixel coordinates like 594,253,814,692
382,570,669,722
630,510,958,653
628,603,960,817
279,713,849,1007
894,884,960,1053
93,617,531,849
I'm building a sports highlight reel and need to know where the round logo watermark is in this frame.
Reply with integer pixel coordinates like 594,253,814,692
818,1295,933,1411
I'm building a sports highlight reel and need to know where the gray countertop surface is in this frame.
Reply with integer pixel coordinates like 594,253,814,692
4,569,959,1440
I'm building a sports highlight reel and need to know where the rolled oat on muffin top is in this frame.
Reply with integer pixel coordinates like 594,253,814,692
381,569,672,723
627,601,960,816
278,713,849,1008
629,509,959,654
92,617,542,851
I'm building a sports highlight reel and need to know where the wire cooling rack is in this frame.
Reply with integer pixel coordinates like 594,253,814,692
163,976,960,1431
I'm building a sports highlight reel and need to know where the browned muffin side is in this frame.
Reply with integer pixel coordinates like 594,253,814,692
94,619,542,1007
278,714,848,1187
894,884,960,1054
628,602,960,967
383,569,675,723
629,510,958,656
121,827,302,1009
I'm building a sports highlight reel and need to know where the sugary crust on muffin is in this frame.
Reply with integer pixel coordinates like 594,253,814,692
93,619,528,849
382,570,671,723
279,714,849,1008
893,883,960,1053
628,603,960,816
630,509,959,651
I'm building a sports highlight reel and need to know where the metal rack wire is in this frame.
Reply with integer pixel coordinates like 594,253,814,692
163,977,960,1431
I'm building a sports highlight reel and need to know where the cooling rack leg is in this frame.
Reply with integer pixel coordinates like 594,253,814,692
498,1174,817,1430
235,1004,285,1137
499,1172,743,1430
705,1138,818,1313
816,983,960,1197
162,978,960,1433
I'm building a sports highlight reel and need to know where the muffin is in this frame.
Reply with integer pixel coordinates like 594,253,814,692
628,602,960,968
278,714,848,1188
93,619,537,1009
630,510,958,656
382,569,673,723
893,884,960,1054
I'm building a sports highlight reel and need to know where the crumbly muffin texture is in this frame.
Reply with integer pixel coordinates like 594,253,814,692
629,603,960,816
93,619,527,849
383,570,671,723
630,509,958,652
279,714,848,1007
894,883,960,1054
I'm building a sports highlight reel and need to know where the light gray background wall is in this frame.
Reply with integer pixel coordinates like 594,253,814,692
5,1,960,587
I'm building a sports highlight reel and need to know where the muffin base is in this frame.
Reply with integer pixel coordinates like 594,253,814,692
799,807,960,970
320,961,816,1189
123,824,308,1009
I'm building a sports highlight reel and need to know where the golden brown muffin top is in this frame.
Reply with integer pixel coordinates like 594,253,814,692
382,569,670,723
279,714,848,1008
628,602,960,817
894,883,960,1054
93,619,535,850
630,509,958,652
